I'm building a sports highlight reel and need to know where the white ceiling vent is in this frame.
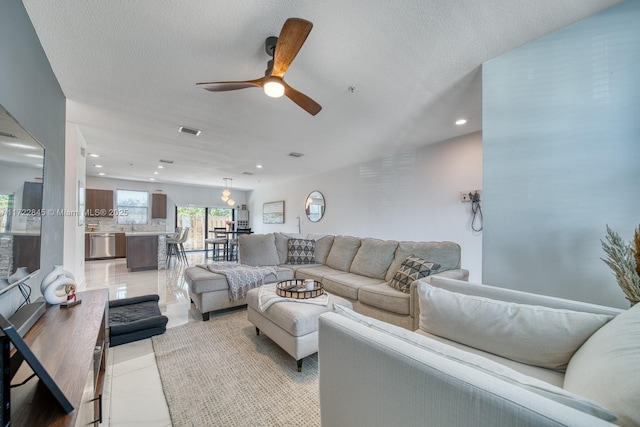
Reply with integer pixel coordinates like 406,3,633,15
178,126,202,136
242,171,254,175
288,152,304,158
159,159,174,164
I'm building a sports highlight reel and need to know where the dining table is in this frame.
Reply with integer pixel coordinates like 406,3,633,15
208,229,253,261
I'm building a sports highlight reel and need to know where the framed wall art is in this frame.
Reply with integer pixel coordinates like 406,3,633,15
263,201,284,224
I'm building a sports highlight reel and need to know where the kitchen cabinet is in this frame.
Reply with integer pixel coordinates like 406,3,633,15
85,189,114,217
115,233,127,258
12,235,41,273
151,193,167,219
22,181,43,211
126,235,158,271
85,233,90,260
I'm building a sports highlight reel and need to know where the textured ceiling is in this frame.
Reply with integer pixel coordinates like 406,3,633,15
21,0,621,191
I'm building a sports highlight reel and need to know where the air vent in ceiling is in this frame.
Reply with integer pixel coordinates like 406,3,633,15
242,172,254,175
159,159,174,164
288,152,304,158
178,126,202,136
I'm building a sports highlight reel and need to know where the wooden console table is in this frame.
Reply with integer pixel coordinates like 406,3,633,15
10,289,109,426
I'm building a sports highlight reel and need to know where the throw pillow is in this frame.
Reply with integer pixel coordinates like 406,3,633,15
417,283,614,371
389,255,440,293
564,303,640,426
287,239,315,264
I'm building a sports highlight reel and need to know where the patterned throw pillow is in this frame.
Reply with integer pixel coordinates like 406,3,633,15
389,255,440,293
287,239,315,264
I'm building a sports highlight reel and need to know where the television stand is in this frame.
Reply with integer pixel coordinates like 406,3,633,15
9,289,108,426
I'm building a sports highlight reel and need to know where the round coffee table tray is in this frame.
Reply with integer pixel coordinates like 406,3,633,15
276,279,324,299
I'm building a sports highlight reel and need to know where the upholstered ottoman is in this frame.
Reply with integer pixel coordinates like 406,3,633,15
108,295,169,347
246,285,352,371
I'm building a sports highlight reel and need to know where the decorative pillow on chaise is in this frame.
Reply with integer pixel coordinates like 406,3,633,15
389,255,440,293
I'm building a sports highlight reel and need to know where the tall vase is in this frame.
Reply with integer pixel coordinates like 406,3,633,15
43,274,75,305
40,265,75,294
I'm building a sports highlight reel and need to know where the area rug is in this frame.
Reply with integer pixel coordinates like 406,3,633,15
151,309,320,426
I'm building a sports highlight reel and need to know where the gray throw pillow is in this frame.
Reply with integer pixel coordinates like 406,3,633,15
238,233,279,266
389,255,440,293
287,239,315,264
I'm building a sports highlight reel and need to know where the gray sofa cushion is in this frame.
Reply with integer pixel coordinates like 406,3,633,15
349,238,398,280
274,232,305,264
322,273,385,300
313,235,334,264
186,265,293,294
238,233,280,266
325,235,361,271
385,241,461,282
358,283,411,315
295,265,347,283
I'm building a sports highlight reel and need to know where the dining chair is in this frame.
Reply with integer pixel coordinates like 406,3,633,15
228,227,252,261
205,227,228,261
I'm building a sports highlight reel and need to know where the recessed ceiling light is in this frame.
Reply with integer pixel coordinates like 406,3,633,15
256,164,263,169
455,119,467,125
94,164,103,168
98,172,106,176
154,171,159,175
157,165,164,169
149,178,156,181
89,153,100,158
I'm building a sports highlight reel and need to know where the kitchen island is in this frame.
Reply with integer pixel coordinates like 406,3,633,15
125,232,169,271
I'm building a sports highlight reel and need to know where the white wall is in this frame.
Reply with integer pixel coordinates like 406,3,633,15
63,123,86,285
247,132,483,282
483,1,639,308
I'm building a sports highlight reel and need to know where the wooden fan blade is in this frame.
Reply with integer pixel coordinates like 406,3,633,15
197,78,263,92
283,81,322,116
271,18,313,77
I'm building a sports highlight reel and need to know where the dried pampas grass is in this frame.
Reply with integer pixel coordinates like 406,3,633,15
601,225,640,306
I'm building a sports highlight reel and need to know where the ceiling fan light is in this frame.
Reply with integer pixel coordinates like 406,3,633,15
264,80,285,98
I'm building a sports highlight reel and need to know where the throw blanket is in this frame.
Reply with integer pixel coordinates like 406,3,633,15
257,283,330,312
198,263,278,301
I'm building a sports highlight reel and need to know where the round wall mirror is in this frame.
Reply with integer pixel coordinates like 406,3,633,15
305,191,325,222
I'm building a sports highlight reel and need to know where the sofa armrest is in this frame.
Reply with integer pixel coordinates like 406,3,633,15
318,312,612,427
409,268,469,329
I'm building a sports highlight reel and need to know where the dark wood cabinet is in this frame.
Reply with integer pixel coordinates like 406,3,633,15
12,235,41,273
126,235,158,271
22,181,43,211
151,193,167,219
10,289,108,426
115,233,127,258
85,189,113,217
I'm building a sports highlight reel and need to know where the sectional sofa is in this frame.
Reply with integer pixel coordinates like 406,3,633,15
184,232,469,327
319,277,638,426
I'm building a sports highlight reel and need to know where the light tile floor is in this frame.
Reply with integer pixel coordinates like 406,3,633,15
82,252,208,427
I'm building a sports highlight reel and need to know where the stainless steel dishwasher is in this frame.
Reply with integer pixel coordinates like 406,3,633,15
89,233,116,259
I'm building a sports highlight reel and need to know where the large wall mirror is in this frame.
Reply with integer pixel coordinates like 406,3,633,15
305,191,325,222
0,105,44,278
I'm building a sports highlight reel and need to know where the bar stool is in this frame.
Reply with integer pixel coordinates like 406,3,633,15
204,228,228,261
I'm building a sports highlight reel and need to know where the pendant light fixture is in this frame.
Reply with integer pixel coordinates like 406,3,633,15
221,178,236,207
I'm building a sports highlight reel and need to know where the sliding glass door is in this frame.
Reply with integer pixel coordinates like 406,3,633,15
175,206,234,251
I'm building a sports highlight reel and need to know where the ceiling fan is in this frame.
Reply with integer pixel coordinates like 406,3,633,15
197,18,322,116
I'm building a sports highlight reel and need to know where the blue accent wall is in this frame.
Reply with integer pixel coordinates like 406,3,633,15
483,1,640,307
